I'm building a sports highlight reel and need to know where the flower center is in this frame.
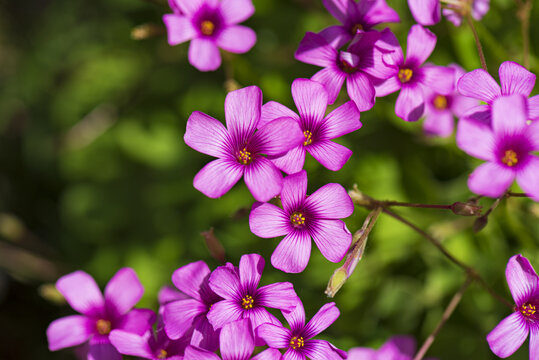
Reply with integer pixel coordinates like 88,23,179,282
398,68,413,83
501,149,518,167
157,349,168,359
303,130,313,146
351,23,364,34
241,294,254,309
290,336,305,350
433,95,448,110
520,303,537,318
237,147,253,165
96,319,111,335
290,212,306,228
200,20,215,36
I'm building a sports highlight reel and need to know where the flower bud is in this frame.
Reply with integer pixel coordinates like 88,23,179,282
451,202,482,216
473,216,489,233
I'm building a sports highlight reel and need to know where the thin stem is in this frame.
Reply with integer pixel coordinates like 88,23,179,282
516,0,532,68
381,201,452,210
413,276,473,360
508,191,528,198
466,14,488,72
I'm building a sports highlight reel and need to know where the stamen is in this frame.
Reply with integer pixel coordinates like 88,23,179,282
351,23,364,33
200,20,215,36
157,349,168,359
289,336,305,350
398,68,413,83
501,150,518,167
290,212,306,228
241,294,254,309
237,147,253,165
433,95,448,110
96,319,112,335
521,303,536,318
303,130,313,146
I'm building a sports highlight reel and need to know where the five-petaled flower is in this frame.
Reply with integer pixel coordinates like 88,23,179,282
184,86,304,202
163,0,257,71
46,268,155,360
249,170,354,273
408,0,490,27
487,254,539,359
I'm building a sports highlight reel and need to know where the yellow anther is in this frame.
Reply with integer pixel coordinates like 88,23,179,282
157,349,168,359
521,303,537,317
237,147,252,165
290,212,306,227
398,68,413,83
96,319,112,335
501,150,518,167
303,130,313,146
241,295,254,309
433,95,448,110
200,20,215,36
289,336,305,349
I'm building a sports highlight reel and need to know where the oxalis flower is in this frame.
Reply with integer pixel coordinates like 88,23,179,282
348,336,433,360
184,319,281,360
260,78,361,173
374,24,456,122
207,254,298,334
408,0,489,26
295,28,395,111
46,268,155,360
320,0,400,48
184,86,303,202
256,299,346,360
249,170,353,273
456,94,539,201
163,0,256,71
487,254,539,359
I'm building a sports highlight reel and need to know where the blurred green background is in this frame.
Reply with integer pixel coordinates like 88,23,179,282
0,0,538,358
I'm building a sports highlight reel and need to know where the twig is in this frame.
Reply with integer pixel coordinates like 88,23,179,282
516,0,532,68
381,201,452,210
413,276,473,360
466,14,488,72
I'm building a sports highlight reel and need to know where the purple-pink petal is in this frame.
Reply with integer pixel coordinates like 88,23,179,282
172,261,211,301
225,85,262,140
491,94,527,136
209,267,241,300
295,32,336,68
322,0,348,24
105,268,143,315
456,117,495,161
487,312,529,358
185,345,221,360
191,316,220,351
244,157,283,202
395,85,425,122
516,156,539,202
318,25,352,49
108,330,153,359
282,349,305,360
163,15,196,45
311,68,346,105
407,0,441,25
321,101,361,140
56,271,104,316
207,299,244,329
362,0,400,25
348,347,377,359
184,111,231,158
158,285,188,305
305,183,354,219
346,72,376,112
252,348,283,360
303,339,343,360
307,140,353,171
174,0,213,16
270,145,306,175
88,341,122,360
423,111,454,137
292,79,328,126
116,308,155,335
529,95,539,120
220,319,254,360
499,61,536,97
253,117,303,156
249,202,290,238
378,335,416,358
458,69,501,103
468,162,515,197
216,25,256,53
239,253,264,293
405,25,436,66
257,282,298,311
193,158,244,198
260,101,299,128
374,75,401,97
505,254,539,306
248,306,282,331
256,323,291,349
530,325,539,360
164,299,207,339
421,65,456,95
271,231,312,273
188,38,221,72
303,303,340,339
47,315,92,351
281,170,308,214
219,0,255,25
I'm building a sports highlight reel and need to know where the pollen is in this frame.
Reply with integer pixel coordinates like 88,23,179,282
241,294,254,309
96,319,112,335
303,130,313,146
433,95,448,110
237,147,253,165
501,150,518,167
351,23,364,33
398,68,413,83
289,336,305,350
200,20,215,36
290,212,306,228
157,349,168,359
521,303,537,317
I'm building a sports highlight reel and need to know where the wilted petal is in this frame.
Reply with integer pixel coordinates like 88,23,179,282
184,111,231,158
271,231,312,273
254,117,303,156
217,25,256,53
188,38,221,72
56,271,104,316
207,299,244,329
164,300,207,339
219,0,255,24
305,183,353,219
163,15,196,45
256,323,291,349
303,303,339,339
108,330,153,359
487,312,529,358
456,117,495,161
270,145,306,175
468,162,515,197
310,219,351,263
194,158,244,198
458,69,501,103
220,319,254,360
244,157,283,202
172,261,211,301
321,101,361,140
517,156,539,202
421,65,456,95
257,282,298,311
105,268,143,315
405,25,436,67
281,170,308,213
491,94,527,136
346,72,376,112
303,339,342,360
260,101,299,128
407,0,440,26
499,61,536,97
225,86,262,140
47,315,92,351
184,345,221,360
395,85,425,122
311,67,346,105
249,202,290,238
307,140,353,171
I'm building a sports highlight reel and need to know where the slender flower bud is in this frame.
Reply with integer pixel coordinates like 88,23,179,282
450,202,482,216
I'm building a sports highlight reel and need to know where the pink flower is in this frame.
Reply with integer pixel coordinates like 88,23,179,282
408,0,489,26
163,0,256,71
